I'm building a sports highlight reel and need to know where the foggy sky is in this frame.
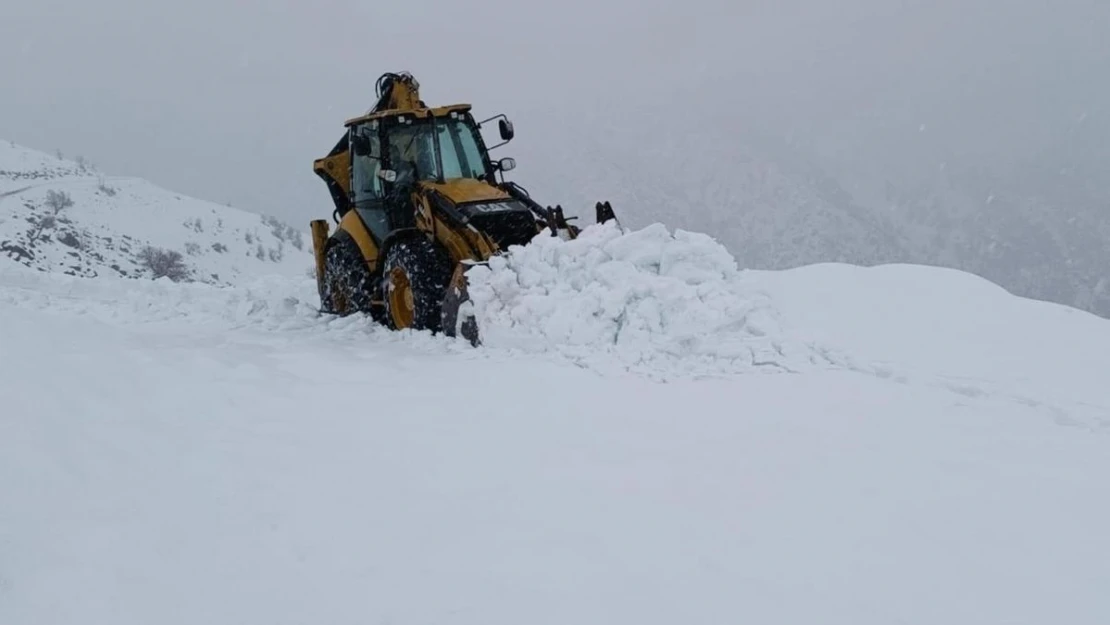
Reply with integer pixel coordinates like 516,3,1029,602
3,0,1108,226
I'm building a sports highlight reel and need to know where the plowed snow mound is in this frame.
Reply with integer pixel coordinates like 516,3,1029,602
464,222,839,378
0,264,318,329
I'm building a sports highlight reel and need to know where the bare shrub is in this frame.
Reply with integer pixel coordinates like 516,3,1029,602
262,214,285,241
24,211,60,247
97,178,117,196
44,190,74,214
137,246,190,282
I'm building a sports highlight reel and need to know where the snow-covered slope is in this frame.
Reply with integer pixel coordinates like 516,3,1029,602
2,222,1109,625
0,141,311,284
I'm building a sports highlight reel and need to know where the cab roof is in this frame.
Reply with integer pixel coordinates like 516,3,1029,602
343,103,473,127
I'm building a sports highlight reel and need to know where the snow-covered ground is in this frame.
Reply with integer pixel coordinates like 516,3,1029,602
1,141,311,284
2,220,1109,625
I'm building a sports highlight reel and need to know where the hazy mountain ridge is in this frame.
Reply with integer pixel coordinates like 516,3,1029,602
525,118,912,272
732,153,1110,318
871,151,1110,317
0,141,312,285
541,114,1109,319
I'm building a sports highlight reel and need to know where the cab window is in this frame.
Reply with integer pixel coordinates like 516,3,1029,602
352,124,384,205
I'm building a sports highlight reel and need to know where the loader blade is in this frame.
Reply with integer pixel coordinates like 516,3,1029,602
441,261,481,347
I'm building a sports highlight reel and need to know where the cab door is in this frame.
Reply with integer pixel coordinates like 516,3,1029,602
350,121,390,243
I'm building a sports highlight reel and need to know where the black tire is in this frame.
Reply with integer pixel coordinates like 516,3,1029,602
322,238,374,315
382,236,452,332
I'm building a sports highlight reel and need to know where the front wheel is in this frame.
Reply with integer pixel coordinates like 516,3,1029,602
382,237,452,332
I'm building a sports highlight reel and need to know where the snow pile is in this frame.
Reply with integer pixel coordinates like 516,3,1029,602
0,263,314,328
0,262,471,359
745,261,1110,427
0,260,375,343
464,221,836,378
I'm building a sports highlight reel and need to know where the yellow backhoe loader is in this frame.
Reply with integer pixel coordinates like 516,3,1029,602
309,72,617,345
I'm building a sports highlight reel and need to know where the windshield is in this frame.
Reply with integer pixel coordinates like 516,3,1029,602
387,117,487,182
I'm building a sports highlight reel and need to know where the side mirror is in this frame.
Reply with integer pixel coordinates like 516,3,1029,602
377,169,397,182
498,119,515,142
498,157,517,172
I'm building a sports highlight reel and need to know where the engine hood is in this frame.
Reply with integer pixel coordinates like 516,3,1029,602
421,178,511,205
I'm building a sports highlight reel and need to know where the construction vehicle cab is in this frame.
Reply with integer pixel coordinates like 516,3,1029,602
310,72,616,344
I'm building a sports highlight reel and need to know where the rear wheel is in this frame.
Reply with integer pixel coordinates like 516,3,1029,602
382,237,452,332
322,238,374,315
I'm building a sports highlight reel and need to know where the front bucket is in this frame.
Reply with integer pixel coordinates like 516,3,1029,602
441,261,482,347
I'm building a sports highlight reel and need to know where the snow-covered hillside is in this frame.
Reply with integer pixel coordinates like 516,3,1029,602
0,141,311,284
2,221,1108,625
